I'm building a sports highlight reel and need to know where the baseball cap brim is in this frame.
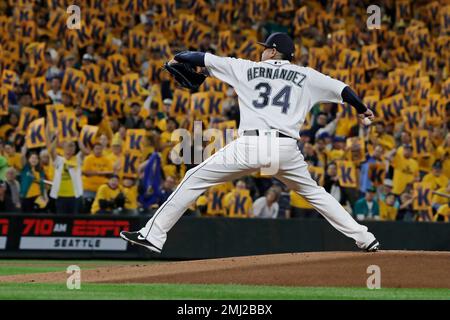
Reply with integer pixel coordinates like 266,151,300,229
257,41,292,57
257,42,272,48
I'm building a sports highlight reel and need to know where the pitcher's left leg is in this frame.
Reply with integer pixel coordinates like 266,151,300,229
137,140,255,251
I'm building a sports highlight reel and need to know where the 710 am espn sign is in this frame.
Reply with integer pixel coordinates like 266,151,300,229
19,218,130,251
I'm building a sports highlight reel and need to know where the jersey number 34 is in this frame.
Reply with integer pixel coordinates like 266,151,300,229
252,83,292,114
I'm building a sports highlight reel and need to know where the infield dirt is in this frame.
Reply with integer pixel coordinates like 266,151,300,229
0,251,449,288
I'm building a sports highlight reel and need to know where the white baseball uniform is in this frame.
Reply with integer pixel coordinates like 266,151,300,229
139,53,376,251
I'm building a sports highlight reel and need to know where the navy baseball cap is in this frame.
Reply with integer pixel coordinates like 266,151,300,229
333,135,346,143
318,132,331,140
258,32,295,59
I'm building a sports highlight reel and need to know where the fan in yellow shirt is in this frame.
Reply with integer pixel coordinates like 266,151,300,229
26,167,43,199
431,182,450,207
433,203,449,222
106,138,123,176
91,175,124,214
82,143,114,193
334,113,357,137
223,180,253,218
58,161,76,197
325,136,346,163
98,134,112,157
370,122,395,151
3,143,22,171
39,150,54,181
433,203,450,222
379,193,398,221
417,154,436,175
160,117,178,152
20,152,47,212
388,145,419,195
122,178,139,214
422,161,448,191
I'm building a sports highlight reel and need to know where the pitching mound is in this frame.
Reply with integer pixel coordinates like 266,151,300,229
1,251,449,288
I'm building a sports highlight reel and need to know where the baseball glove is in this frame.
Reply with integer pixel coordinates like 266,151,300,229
163,62,206,90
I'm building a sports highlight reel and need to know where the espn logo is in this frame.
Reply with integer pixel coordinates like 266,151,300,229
72,220,130,237
22,218,130,237
19,219,130,251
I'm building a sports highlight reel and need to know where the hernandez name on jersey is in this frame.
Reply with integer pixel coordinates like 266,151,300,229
204,53,347,139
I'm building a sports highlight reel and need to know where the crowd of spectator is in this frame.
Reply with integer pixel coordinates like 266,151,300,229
0,0,448,222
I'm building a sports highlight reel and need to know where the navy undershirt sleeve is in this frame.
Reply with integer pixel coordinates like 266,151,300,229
341,86,368,114
174,51,206,67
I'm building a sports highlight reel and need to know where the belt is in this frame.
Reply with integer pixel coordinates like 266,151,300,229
243,130,292,138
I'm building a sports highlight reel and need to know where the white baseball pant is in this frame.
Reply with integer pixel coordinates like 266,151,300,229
139,133,376,250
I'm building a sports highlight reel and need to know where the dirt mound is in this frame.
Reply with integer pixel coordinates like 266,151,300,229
1,251,449,288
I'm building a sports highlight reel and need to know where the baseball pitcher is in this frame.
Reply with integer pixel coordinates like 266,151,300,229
120,33,380,253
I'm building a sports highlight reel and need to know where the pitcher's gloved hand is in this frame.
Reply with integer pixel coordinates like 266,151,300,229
163,61,206,90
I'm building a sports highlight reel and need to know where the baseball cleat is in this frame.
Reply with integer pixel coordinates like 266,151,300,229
364,239,380,252
120,231,162,253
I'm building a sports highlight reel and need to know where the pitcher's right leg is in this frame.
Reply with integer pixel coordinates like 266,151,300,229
276,152,378,250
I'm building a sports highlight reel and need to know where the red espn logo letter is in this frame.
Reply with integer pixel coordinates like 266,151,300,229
72,220,130,237
0,219,8,235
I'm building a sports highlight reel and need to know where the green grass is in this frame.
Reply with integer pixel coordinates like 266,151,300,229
0,259,160,265
0,260,163,276
0,266,66,276
0,260,447,300
0,283,448,300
